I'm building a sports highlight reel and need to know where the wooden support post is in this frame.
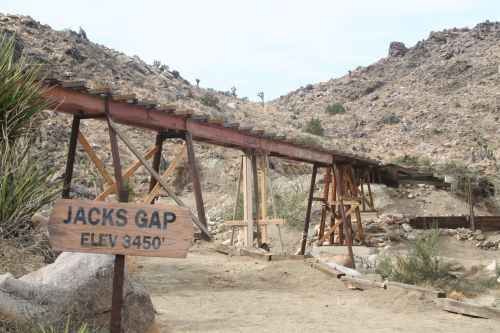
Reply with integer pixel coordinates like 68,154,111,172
259,155,268,244
149,132,165,193
318,167,331,241
265,156,284,253
300,164,318,255
334,165,355,268
243,152,254,247
230,156,243,246
467,176,475,232
185,132,210,240
106,98,128,333
251,154,261,246
329,169,337,245
62,116,80,199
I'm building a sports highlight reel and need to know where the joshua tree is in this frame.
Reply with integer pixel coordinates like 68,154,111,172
257,91,265,106
196,78,200,88
230,86,237,97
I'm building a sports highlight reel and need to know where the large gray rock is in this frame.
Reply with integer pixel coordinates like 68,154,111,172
0,252,155,332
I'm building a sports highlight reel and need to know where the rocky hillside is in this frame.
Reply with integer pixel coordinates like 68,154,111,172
274,21,499,174
0,14,260,119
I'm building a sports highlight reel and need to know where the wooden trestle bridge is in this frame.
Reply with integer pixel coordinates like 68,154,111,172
41,79,446,265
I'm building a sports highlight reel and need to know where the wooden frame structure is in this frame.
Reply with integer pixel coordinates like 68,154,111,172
227,152,285,251
39,79,449,329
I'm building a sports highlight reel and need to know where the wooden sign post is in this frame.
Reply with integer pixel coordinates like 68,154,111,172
49,199,194,258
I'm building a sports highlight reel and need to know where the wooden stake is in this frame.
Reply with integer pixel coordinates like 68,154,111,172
467,176,475,231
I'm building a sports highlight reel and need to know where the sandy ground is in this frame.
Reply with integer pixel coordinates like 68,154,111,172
140,242,499,333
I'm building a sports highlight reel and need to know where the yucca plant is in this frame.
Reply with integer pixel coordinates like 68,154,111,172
0,33,59,240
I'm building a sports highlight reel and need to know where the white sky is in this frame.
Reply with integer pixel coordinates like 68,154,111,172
3,1,499,101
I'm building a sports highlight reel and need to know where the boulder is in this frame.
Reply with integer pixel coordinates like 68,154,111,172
0,252,155,332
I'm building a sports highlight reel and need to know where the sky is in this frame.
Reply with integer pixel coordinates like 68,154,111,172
2,1,499,101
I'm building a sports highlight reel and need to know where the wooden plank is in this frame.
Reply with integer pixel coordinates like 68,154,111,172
225,219,286,226
206,118,225,125
340,276,386,290
192,115,211,122
214,244,241,256
143,145,187,204
61,81,88,90
159,104,176,111
307,259,345,279
112,93,137,101
48,199,193,257
174,109,194,116
435,298,500,320
270,254,306,261
222,122,240,129
240,248,271,261
237,126,253,132
77,131,114,185
386,281,446,301
95,145,160,201
89,87,113,95
138,99,158,107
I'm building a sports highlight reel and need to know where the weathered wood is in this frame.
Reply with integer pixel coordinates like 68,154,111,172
386,281,446,301
340,276,386,290
206,118,225,125
225,219,286,226
61,80,88,90
435,298,500,320
48,199,193,257
243,153,253,246
230,156,243,246
240,248,271,261
300,164,318,255
112,93,137,101
174,109,194,116
62,116,80,199
106,117,211,238
270,254,306,261
89,87,113,95
185,132,209,239
158,104,176,111
260,155,268,243
214,244,241,256
307,259,345,279
143,144,186,204
96,145,160,201
77,131,114,185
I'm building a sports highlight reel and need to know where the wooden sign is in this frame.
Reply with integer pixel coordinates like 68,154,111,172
48,199,193,258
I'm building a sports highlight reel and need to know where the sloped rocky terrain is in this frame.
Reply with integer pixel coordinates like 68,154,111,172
274,21,499,174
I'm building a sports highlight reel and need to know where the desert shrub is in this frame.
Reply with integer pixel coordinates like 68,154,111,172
295,135,321,147
200,92,219,109
274,179,309,228
36,315,99,333
325,103,346,115
303,118,324,136
393,154,420,168
376,229,448,286
0,34,59,240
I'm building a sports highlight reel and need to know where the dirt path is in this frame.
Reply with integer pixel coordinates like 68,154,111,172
140,243,498,333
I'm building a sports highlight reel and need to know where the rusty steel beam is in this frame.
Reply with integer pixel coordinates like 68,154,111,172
44,86,336,165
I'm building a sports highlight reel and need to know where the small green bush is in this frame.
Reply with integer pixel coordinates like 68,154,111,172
303,118,324,136
296,135,321,147
200,92,219,109
325,103,346,115
394,154,420,168
376,229,448,286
